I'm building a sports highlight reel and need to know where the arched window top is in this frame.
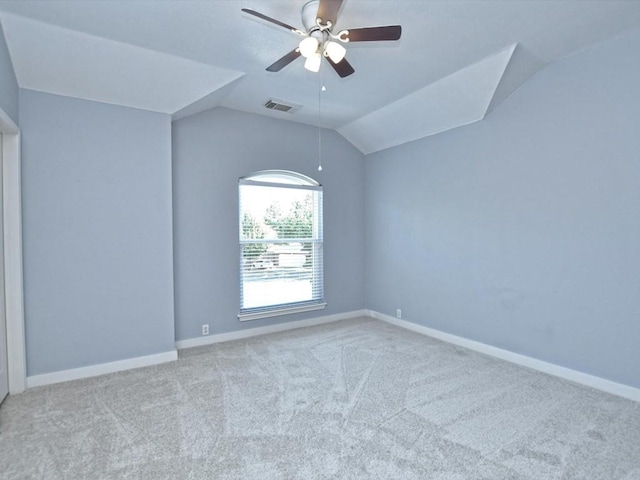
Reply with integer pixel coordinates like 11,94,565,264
240,170,320,187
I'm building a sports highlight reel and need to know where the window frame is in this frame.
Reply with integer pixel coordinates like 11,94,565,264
238,170,325,321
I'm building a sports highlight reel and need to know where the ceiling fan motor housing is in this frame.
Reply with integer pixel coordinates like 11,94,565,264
302,0,322,31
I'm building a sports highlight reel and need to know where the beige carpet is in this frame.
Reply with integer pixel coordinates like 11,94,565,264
1,317,639,479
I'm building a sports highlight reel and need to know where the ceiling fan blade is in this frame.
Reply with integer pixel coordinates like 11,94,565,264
266,49,302,72
326,56,354,78
343,25,402,42
241,8,302,34
316,0,344,26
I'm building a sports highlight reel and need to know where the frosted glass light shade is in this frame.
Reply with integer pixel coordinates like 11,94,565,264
304,53,322,72
324,41,346,63
299,37,319,58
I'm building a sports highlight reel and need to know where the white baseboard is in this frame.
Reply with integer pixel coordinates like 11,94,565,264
26,350,178,389
24,310,369,388
369,310,640,403
176,309,369,350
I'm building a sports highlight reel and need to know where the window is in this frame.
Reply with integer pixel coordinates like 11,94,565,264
238,170,325,320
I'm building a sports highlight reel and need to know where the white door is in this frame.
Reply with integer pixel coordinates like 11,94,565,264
0,133,7,404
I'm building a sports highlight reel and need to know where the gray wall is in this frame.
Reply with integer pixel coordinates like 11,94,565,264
0,21,18,124
20,89,175,376
365,28,640,388
172,107,365,341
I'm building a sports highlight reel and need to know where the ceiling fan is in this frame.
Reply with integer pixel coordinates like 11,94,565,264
242,0,402,78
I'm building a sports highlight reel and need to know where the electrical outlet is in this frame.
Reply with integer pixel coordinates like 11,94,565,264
202,324,209,336
396,309,402,319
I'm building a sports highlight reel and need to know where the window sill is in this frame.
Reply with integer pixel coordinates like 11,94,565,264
238,302,327,322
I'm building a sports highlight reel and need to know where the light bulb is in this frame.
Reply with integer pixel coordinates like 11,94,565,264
324,41,346,63
299,36,319,58
304,52,322,72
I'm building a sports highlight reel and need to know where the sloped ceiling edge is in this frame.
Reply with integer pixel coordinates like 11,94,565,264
0,12,245,114
338,44,519,155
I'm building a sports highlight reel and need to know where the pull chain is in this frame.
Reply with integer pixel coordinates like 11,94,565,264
317,62,325,172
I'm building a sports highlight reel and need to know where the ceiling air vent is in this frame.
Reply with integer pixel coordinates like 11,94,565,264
264,99,301,113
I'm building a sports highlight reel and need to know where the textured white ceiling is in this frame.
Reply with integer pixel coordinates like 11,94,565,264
0,13,244,114
1,0,639,153
339,44,517,154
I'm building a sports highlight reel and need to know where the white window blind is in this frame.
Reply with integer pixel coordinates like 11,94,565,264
238,171,324,320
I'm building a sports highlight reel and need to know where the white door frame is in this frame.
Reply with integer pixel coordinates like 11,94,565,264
0,107,26,394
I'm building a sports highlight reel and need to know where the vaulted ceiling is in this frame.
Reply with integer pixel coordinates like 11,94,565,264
1,0,640,153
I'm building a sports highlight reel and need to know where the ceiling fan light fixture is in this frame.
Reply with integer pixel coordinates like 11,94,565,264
299,36,319,58
324,40,346,63
304,52,322,72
